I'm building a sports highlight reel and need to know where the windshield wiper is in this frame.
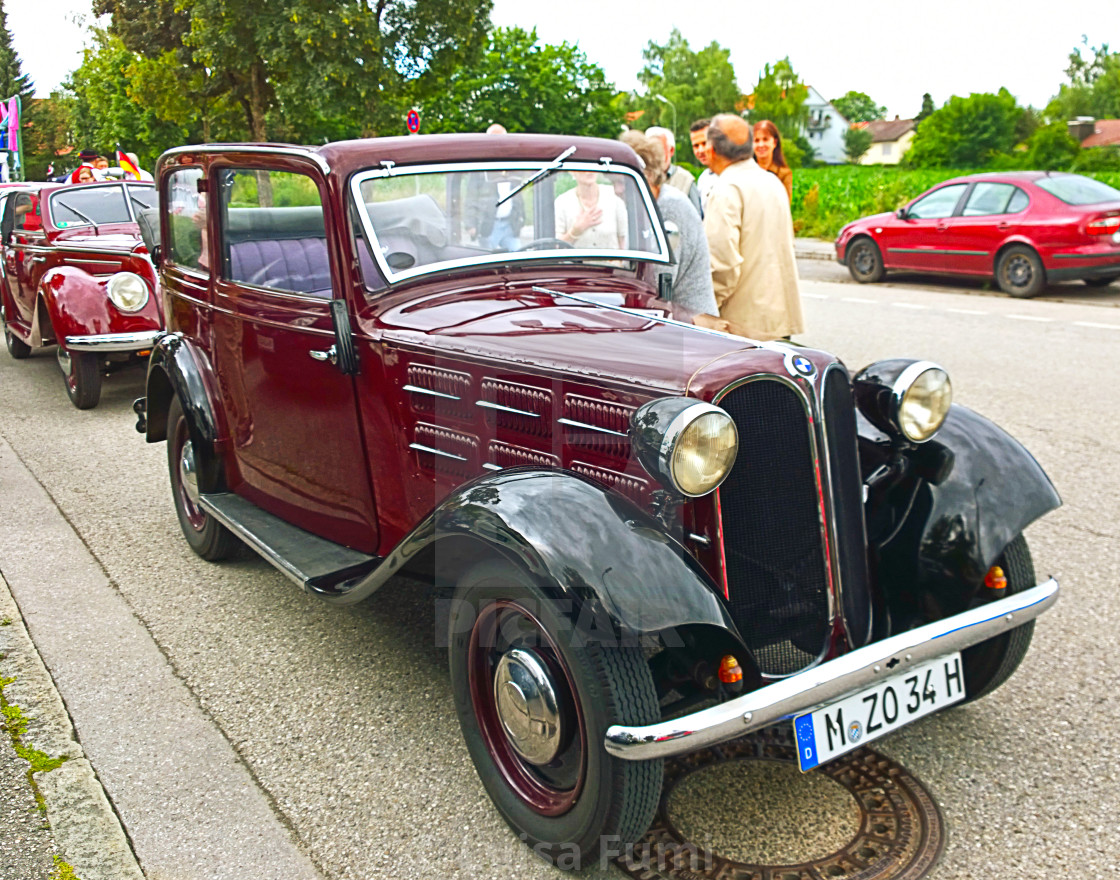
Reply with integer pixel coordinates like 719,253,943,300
495,146,576,208
53,200,100,228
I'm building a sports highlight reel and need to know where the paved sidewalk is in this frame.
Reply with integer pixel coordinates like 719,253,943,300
794,237,836,262
0,435,326,880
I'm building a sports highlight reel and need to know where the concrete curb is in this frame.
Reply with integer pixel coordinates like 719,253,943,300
0,573,145,880
794,237,837,262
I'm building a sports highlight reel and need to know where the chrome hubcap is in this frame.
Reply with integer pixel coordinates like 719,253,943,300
179,440,200,506
56,347,71,376
494,648,563,765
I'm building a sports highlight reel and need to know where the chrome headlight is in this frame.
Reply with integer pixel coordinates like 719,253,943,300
631,399,739,497
106,272,149,312
854,359,952,443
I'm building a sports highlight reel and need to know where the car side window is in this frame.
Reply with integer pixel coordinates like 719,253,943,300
907,184,968,220
166,167,208,272
962,183,1023,217
218,169,332,298
1007,187,1029,213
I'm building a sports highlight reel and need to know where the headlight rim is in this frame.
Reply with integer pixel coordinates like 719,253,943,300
658,401,739,498
106,271,150,313
889,359,952,444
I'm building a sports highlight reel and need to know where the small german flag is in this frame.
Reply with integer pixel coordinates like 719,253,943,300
117,149,141,179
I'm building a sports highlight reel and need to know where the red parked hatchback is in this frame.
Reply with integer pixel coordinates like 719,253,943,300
835,171,1120,297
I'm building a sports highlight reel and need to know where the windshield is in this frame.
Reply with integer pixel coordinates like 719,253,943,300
48,183,154,228
1035,174,1120,206
350,162,668,286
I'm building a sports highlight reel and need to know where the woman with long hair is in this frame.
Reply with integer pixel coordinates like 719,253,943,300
752,120,793,203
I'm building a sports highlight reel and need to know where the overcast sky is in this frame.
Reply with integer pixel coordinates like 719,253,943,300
7,0,1109,120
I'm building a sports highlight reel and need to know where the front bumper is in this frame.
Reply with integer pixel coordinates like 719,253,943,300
605,578,1058,760
64,330,164,353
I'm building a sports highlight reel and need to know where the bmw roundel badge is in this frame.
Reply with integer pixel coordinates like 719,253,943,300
787,354,815,377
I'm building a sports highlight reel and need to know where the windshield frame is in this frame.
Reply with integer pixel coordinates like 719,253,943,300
348,160,670,286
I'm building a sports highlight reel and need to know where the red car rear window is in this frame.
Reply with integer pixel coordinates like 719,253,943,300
1035,175,1120,206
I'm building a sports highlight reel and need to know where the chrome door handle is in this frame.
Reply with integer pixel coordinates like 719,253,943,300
309,344,337,365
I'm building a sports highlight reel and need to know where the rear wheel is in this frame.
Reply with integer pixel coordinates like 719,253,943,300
57,347,102,409
167,395,239,560
1082,275,1119,288
996,245,1044,298
846,237,885,283
2,308,31,359
960,534,1036,703
448,561,662,870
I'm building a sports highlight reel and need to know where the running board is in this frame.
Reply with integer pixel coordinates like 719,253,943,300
199,493,380,592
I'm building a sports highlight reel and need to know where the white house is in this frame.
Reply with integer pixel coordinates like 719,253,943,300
803,86,849,164
857,118,917,165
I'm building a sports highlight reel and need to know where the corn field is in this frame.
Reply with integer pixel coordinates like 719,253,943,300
791,167,1120,240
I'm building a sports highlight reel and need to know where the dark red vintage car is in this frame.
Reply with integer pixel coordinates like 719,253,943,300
835,171,1120,297
136,135,1059,869
0,180,163,408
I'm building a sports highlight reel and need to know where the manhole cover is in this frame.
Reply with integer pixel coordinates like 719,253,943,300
614,726,945,880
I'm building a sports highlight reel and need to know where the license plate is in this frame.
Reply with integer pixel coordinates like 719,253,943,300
793,652,965,771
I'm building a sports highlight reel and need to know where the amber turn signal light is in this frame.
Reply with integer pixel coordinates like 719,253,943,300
718,655,743,684
984,565,1007,591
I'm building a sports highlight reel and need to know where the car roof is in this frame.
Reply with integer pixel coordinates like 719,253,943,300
161,134,646,181
937,170,1082,187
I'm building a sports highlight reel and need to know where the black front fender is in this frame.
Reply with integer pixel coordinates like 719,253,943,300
875,404,1060,615
343,469,744,647
144,333,220,446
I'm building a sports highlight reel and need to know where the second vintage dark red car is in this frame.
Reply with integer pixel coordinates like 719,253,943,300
0,180,164,408
135,134,1059,870
835,171,1120,297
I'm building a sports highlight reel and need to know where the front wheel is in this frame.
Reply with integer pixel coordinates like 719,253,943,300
57,347,101,409
846,237,885,283
448,561,662,870
996,245,1045,298
960,534,1036,703
167,396,239,560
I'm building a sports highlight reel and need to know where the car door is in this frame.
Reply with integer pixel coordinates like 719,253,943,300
209,163,379,553
937,182,1029,275
879,183,969,273
1,190,47,329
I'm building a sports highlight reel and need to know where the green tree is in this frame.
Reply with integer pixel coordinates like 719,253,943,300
843,126,873,163
631,28,739,161
423,27,620,137
747,58,809,156
1045,39,1120,122
906,89,1023,167
831,91,885,123
915,93,935,122
67,29,190,168
1026,122,1080,169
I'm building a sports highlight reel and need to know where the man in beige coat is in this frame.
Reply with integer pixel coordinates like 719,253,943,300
703,114,804,341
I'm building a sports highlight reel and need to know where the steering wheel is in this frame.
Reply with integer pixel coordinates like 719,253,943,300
520,237,574,251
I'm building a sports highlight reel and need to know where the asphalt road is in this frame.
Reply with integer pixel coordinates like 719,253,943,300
1,270,1118,878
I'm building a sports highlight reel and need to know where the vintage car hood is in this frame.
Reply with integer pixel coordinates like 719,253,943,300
372,276,837,399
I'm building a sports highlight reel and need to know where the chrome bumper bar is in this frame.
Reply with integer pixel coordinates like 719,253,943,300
605,578,1058,761
65,331,164,352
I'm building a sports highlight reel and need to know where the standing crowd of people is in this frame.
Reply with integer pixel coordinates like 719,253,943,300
624,115,803,343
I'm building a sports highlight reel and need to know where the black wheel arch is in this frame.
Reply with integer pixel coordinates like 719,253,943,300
866,403,1060,624
145,333,227,494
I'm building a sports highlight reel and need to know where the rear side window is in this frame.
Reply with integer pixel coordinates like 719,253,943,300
166,167,207,272
962,183,1028,216
218,169,332,298
1035,175,1120,205
907,184,967,220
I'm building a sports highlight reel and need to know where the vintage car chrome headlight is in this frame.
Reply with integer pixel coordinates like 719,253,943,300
854,359,952,443
106,272,149,312
631,398,738,497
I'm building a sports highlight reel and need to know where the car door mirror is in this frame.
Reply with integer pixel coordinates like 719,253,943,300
896,207,909,220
